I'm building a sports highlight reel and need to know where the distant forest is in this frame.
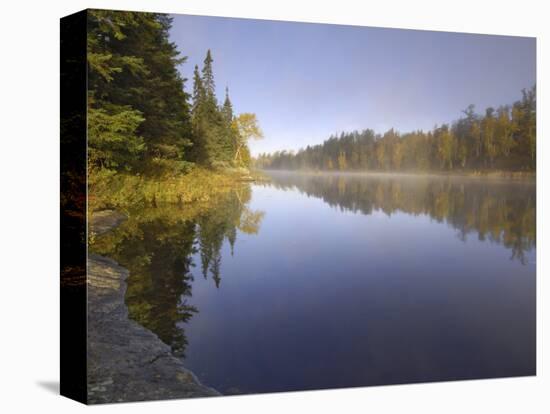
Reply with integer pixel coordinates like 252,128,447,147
255,87,536,172
87,10,261,177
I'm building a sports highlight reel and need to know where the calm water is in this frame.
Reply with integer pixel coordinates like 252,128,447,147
94,171,536,395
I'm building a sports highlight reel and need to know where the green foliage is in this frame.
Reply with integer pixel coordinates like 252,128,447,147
190,51,261,168
88,165,251,212
201,50,216,100
190,50,222,165
85,8,266,222
256,86,536,173
222,87,234,124
88,105,145,170
87,10,192,172
190,50,232,166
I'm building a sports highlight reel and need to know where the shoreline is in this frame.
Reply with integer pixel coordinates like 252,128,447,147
87,210,220,404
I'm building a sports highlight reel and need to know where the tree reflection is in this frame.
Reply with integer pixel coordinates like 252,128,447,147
264,173,535,263
91,186,264,356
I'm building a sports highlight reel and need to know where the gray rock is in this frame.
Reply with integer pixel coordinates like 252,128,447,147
87,212,220,404
89,210,127,236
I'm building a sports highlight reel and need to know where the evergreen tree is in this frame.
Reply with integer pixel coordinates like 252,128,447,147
191,50,233,167
190,64,208,163
192,65,204,114
87,10,192,172
88,11,259,174
222,87,238,163
222,87,234,124
201,49,216,101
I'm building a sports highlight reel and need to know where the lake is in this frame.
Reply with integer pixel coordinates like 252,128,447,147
93,171,536,395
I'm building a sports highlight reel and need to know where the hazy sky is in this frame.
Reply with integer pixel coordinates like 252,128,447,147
170,14,535,156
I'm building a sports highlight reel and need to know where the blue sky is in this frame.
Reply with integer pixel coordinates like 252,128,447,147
170,14,535,155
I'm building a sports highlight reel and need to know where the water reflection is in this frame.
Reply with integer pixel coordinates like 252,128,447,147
263,172,535,263
91,172,535,393
92,186,264,356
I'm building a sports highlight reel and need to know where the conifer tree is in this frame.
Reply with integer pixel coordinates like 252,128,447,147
87,10,192,171
190,64,209,163
222,87,234,124
201,50,216,102
192,65,204,114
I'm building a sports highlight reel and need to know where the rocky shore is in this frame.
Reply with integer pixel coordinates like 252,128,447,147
87,210,220,404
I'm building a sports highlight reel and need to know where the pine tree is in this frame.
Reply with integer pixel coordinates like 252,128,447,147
202,49,216,101
190,64,208,163
87,10,192,171
221,87,238,164
222,87,234,124
200,50,226,166
192,65,204,114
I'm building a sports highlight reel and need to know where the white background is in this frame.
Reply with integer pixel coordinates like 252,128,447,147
0,0,547,412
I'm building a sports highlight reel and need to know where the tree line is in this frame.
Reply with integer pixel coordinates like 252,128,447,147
87,10,262,176
256,87,536,172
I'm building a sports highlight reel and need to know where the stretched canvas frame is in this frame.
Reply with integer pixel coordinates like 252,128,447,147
61,8,536,405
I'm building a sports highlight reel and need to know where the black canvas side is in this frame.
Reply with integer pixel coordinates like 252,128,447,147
60,9,88,405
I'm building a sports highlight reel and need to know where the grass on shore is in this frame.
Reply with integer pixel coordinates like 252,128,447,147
88,166,262,213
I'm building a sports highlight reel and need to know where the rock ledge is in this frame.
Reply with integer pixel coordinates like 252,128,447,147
87,212,220,404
